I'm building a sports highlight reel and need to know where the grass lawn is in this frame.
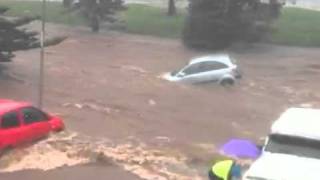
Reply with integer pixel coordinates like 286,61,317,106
121,4,185,38
0,0,86,26
123,5,320,44
272,7,320,47
1,1,320,46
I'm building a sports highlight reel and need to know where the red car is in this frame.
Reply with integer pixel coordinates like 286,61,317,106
0,99,64,150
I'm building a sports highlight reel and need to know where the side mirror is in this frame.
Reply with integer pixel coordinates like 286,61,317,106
177,72,185,78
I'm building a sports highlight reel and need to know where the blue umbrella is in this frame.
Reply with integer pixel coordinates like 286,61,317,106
220,139,261,159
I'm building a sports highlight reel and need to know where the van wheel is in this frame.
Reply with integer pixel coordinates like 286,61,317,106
220,78,235,86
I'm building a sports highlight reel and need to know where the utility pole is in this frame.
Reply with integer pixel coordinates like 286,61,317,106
39,0,46,108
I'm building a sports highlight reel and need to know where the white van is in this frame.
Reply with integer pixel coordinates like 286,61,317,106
243,108,320,180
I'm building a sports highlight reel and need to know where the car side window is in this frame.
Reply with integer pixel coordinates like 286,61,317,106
183,63,202,75
201,61,228,72
22,107,49,125
1,111,20,129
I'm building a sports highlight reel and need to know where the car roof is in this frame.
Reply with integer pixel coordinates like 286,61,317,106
0,99,30,115
189,54,234,66
271,108,320,140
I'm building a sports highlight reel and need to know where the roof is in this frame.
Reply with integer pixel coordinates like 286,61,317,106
189,54,234,66
0,99,30,115
271,108,320,140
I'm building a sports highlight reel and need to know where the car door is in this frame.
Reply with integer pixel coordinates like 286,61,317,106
0,111,25,148
202,61,230,82
179,62,208,83
21,106,51,141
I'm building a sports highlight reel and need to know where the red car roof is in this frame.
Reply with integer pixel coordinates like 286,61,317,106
0,99,30,115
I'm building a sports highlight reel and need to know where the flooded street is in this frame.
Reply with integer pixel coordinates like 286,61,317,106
3,166,140,180
1,132,201,179
0,18,320,179
0,0,320,179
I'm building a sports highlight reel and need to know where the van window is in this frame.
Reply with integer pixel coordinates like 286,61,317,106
22,107,49,124
265,134,320,159
1,111,20,129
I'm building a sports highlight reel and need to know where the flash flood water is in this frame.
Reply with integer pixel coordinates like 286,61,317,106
0,132,202,180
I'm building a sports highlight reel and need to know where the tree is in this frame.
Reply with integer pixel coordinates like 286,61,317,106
0,6,65,62
168,0,177,16
63,0,73,8
0,6,38,62
183,0,283,49
73,0,126,32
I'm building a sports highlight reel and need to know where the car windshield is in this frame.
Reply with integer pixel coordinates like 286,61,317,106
265,134,320,159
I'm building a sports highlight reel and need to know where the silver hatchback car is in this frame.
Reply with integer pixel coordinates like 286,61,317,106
163,54,241,85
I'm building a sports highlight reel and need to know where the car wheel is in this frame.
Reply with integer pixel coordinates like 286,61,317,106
220,78,235,86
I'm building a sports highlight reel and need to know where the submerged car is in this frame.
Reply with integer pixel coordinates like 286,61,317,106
0,99,64,151
163,54,241,85
243,108,320,180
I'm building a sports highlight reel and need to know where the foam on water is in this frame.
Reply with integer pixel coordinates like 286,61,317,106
0,131,201,180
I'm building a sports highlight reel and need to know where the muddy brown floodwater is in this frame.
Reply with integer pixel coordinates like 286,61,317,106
0,132,201,179
1,23,320,179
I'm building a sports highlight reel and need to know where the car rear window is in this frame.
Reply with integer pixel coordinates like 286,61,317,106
22,107,49,124
1,111,20,129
